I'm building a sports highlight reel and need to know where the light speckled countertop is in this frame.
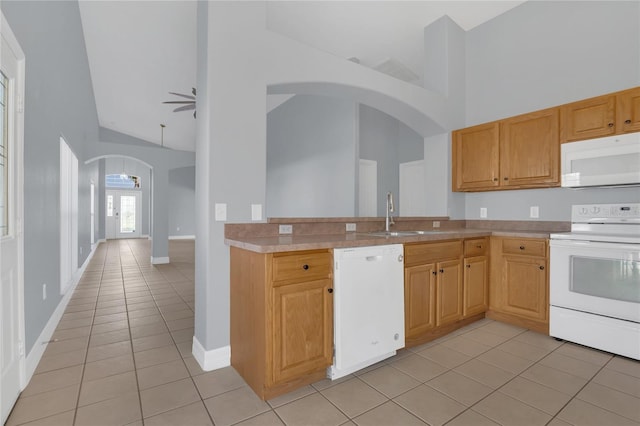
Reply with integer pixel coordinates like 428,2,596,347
225,228,556,253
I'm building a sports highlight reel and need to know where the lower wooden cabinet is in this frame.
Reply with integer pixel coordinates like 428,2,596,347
488,236,549,333
230,247,333,400
404,238,487,347
463,255,488,317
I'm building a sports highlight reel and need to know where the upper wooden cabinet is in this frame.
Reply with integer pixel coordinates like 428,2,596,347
562,94,616,142
562,87,640,142
452,122,500,190
617,87,640,133
452,108,559,192
500,108,560,188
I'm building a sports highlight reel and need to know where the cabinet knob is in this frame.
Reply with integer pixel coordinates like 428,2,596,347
519,246,525,250
466,264,471,268
439,269,444,273
432,271,437,275
539,265,545,270
476,245,482,249
327,288,333,293
493,177,498,182
625,119,632,124
608,122,614,127
504,177,509,181
302,264,309,270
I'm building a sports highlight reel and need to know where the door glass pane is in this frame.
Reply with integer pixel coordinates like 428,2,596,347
0,71,8,237
571,256,640,303
107,195,113,217
120,195,136,233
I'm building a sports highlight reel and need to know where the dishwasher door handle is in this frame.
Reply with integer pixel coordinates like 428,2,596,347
365,255,382,262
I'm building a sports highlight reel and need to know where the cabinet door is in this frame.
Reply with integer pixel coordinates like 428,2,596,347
404,264,436,339
501,256,547,322
617,87,640,133
436,259,463,326
562,94,616,142
463,256,488,317
452,122,500,191
500,108,560,188
272,278,333,384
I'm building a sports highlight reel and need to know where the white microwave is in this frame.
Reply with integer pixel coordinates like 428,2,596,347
561,132,640,188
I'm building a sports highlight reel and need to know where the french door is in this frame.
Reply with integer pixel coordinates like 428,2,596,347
1,13,25,425
105,190,141,239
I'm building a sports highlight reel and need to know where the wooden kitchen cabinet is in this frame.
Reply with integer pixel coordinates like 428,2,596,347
230,247,333,400
404,263,436,339
617,87,640,133
435,259,463,326
452,108,560,192
562,94,616,142
562,86,640,142
488,237,549,334
404,239,484,347
463,238,489,317
500,108,560,188
452,122,500,190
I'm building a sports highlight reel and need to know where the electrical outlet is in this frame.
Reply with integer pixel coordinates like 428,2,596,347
177,226,180,231
80,246,83,255
345,223,356,232
480,207,488,218
432,221,440,228
279,224,293,234
42,284,47,300
530,206,540,218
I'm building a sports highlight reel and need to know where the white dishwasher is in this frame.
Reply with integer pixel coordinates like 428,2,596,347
329,244,405,379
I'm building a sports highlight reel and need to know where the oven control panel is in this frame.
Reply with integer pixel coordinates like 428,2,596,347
572,203,640,222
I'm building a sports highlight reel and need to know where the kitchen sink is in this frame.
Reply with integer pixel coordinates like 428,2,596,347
368,230,446,237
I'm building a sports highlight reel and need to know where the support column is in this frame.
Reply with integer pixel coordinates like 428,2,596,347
150,166,170,264
193,1,267,370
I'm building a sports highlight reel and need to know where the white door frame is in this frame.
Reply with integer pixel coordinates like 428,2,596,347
90,182,95,248
0,12,26,425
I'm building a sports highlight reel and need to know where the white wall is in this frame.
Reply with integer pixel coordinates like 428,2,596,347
463,1,640,221
267,95,357,217
168,166,195,237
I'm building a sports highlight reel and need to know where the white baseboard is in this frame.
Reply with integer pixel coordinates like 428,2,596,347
142,234,150,239
25,240,103,384
192,336,230,371
150,256,170,265
169,235,195,240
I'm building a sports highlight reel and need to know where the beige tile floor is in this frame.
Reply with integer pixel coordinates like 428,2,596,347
6,239,640,426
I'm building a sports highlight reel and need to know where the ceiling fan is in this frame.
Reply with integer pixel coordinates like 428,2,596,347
163,87,196,118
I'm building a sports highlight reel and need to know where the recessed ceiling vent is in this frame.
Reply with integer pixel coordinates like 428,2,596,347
373,58,419,83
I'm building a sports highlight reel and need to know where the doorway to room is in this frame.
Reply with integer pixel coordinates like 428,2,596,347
106,190,142,239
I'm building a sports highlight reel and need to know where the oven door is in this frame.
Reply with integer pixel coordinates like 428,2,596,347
550,239,640,323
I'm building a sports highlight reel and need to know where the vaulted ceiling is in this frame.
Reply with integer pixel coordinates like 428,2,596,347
79,1,524,152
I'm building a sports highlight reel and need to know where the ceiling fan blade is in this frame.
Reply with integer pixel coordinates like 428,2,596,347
168,92,195,100
173,104,196,113
163,100,196,104
192,87,196,96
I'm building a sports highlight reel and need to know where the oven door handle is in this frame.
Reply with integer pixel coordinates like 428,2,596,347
550,239,640,251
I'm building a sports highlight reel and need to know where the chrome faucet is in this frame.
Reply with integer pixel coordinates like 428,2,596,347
385,191,395,232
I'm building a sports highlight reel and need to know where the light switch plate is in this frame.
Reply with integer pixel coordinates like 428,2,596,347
346,223,356,232
251,204,262,221
480,207,487,218
215,203,227,221
432,221,440,228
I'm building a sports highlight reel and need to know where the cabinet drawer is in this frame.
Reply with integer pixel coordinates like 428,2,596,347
464,238,488,257
405,241,462,266
272,251,332,283
501,238,546,257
